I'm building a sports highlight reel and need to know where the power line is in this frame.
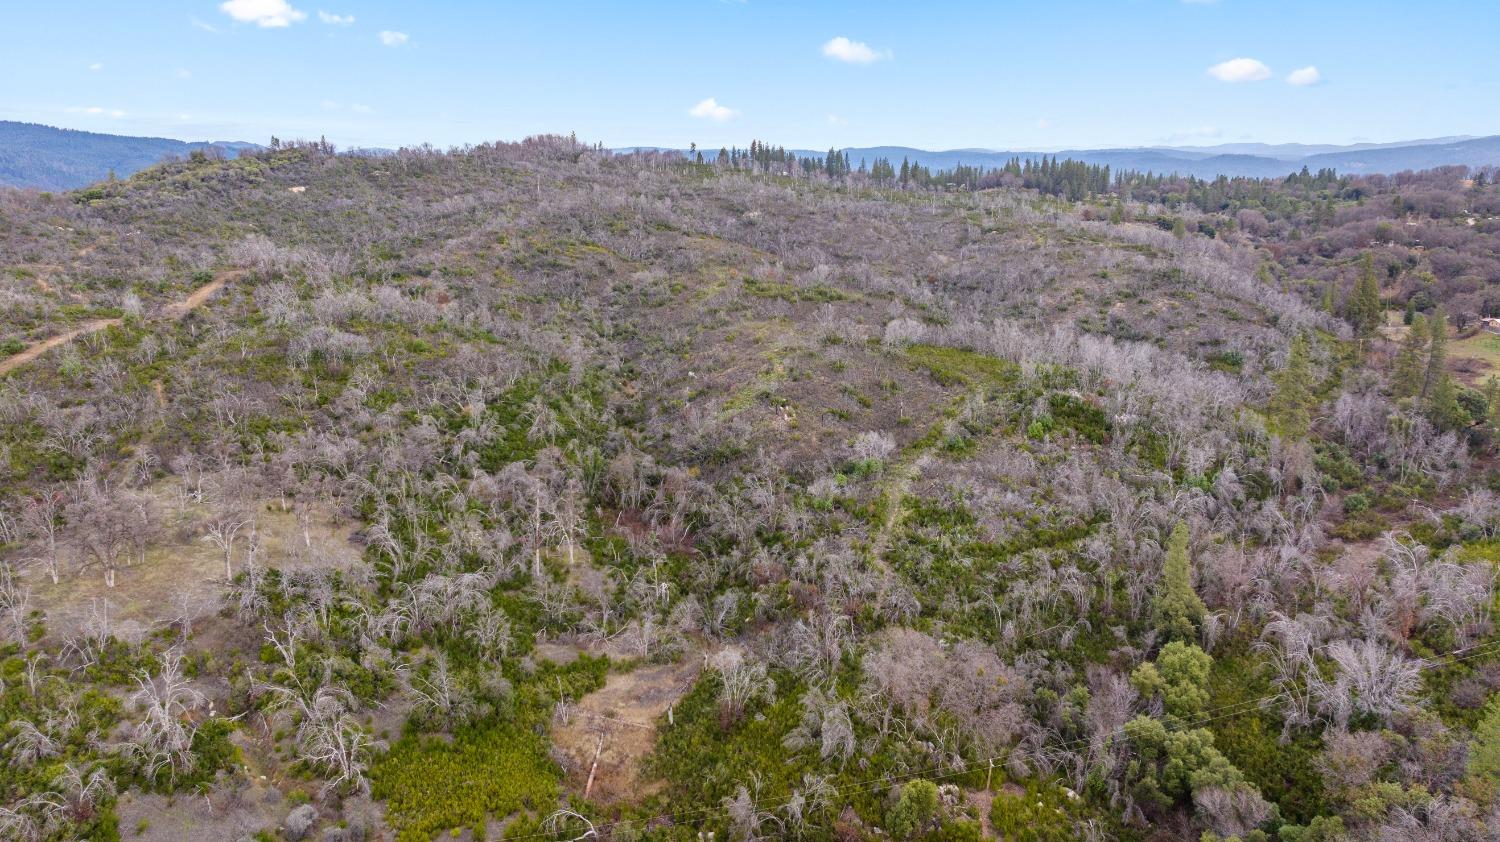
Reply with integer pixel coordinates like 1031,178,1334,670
504,636,1500,841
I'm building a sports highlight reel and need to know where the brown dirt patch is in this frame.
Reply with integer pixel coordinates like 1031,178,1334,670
551,659,699,804
964,787,997,838
115,778,290,842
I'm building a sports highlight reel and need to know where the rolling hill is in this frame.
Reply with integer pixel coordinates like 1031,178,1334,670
0,121,260,190
821,136,1500,179
6,121,1498,193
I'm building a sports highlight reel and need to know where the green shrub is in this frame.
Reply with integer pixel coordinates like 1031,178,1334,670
371,723,557,842
888,779,939,840
990,784,1078,842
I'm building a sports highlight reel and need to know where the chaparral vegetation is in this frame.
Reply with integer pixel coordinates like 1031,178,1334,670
4,136,1500,841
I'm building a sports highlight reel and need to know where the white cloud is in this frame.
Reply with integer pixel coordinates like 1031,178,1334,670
220,0,306,28
1286,66,1322,86
88,63,103,71
317,10,354,25
826,114,848,126
821,36,890,64
67,106,126,118
176,68,193,79
378,30,409,46
1036,117,1053,130
191,17,221,33
350,103,373,113
688,97,737,122
1207,57,1271,82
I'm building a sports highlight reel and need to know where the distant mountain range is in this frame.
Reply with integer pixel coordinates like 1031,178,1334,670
0,122,261,191
632,136,1500,180
5,121,1500,191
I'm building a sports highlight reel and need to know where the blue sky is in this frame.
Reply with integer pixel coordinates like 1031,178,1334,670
2,0,1495,151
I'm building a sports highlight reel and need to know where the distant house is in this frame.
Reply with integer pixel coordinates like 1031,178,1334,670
1481,317,1500,335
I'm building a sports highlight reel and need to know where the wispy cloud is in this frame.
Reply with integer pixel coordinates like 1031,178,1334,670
220,0,306,28
1036,117,1053,130
190,17,221,33
688,97,737,122
826,114,848,126
821,36,891,64
1286,66,1322,86
176,68,193,79
1207,57,1271,82
317,10,354,25
67,106,126,118
378,30,409,47
88,63,103,71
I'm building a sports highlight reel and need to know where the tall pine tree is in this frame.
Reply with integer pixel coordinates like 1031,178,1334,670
1391,312,1429,399
1423,309,1468,429
1421,308,1448,398
1269,333,1315,440
1348,253,1383,340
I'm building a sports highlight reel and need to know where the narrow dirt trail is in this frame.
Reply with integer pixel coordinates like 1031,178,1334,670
0,318,123,376
163,269,245,320
0,267,244,377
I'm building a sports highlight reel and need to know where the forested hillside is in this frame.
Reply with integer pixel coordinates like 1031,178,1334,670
0,122,259,191
4,136,1500,842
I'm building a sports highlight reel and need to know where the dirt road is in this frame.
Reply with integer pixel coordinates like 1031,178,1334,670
0,268,243,377
0,318,124,376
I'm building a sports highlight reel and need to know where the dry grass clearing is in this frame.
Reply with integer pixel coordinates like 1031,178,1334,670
21,486,361,640
550,658,699,805
1449,330,1500,382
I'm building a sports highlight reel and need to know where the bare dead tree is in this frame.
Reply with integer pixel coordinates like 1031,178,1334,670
20,490,68,585
710,648,775,726
123,648,208,783
201,505,252,580
0,561,32,644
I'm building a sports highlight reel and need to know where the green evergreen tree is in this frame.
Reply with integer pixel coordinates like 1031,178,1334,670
1427,369,1468,430
1268,333,1315,439
1131,640,1213,720
1391,313,1429,399
1422,308,1449,399
1152,523,1206,641
1420,308,1469,429
1348,253,1383,339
